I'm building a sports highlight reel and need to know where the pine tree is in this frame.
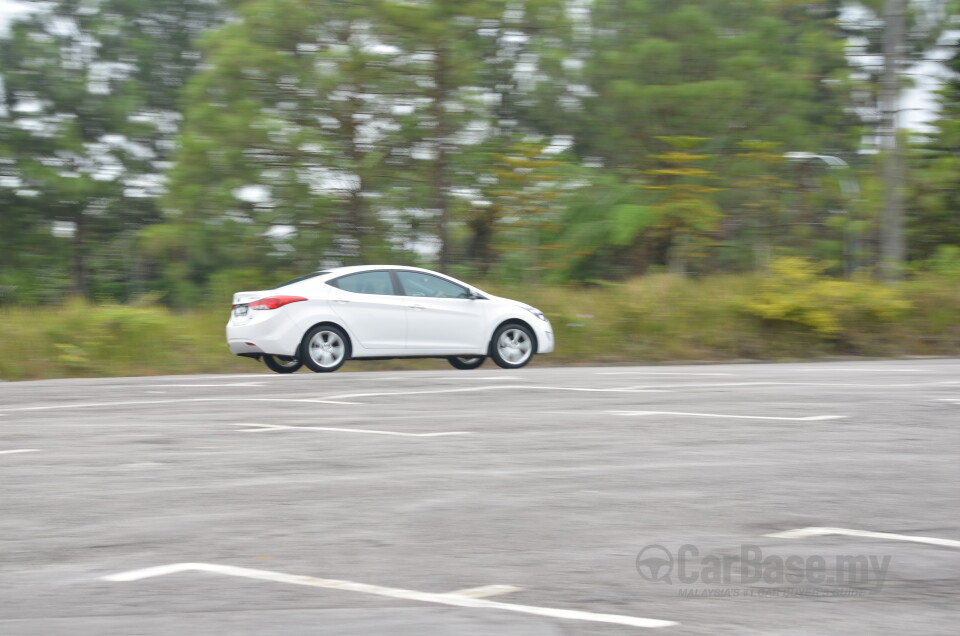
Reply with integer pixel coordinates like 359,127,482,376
909,42,960,259
0,0,221,299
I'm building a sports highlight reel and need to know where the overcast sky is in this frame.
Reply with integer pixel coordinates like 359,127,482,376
0,0,31,34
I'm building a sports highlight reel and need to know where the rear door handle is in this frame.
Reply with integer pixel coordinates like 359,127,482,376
409,304,423,310
334,299,350,304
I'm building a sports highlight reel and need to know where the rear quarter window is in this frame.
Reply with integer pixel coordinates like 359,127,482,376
273,272,328,288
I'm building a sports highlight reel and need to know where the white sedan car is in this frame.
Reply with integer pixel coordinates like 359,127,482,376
227,265,554,373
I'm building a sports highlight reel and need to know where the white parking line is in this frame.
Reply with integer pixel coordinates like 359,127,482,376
449,585,524,598
794,367,921,372
624,382,773,389
145,382,266,388
322,385,671,401
238,398,361,406
765,527,960,549
596,371,733,376
229,423,471,438
623,381,928,390
0,397,359,413
160,374,280,379
102,563,677,629
611,411,847,421
0,449,41,455
203,373,526,382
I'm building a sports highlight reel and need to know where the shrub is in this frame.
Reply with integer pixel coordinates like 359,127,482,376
744,257,911,338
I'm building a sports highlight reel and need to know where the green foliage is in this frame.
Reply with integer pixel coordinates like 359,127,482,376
908,42,960,261
517,0,861,278
643,136,723,273
0,1,223,298
925,246,960,280
610,205,655,246
0,0,956,305
547,175,654,281
482,138,569,282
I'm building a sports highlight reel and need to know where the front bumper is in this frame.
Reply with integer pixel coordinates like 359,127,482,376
534,320,555,354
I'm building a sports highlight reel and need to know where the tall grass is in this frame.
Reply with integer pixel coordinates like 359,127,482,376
1,269,958,380
0,300,251,380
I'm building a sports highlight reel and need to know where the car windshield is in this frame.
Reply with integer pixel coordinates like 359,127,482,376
273,271,329,288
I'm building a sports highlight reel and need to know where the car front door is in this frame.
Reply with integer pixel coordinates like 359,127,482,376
395,271,485,353
327,271,407,351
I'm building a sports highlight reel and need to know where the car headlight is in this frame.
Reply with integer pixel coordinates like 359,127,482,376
524,306,548,322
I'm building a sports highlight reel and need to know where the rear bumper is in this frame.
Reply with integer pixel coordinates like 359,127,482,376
226,311,302,357
227,339,267,356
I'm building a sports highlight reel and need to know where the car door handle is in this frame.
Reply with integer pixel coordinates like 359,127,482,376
409,304,423,310
334,299,350,304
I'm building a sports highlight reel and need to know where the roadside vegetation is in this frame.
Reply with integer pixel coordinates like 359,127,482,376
2,5,958,381
3,259,958,381
3,1,960,313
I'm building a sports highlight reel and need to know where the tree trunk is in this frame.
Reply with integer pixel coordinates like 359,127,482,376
466,206,497,275
432,42,452,273
667,232,687,276
344,98,370,263
880,0,905,281
70,209,88,298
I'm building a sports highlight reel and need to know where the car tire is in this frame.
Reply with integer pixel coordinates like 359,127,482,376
447,356,485,370
489,323,535,369
301,325,350,373
262,354,303,374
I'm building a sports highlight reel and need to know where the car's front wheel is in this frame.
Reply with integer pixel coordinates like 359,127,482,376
447,356,485,370
489,323,535,369
262,354,303,374
301,325,350,373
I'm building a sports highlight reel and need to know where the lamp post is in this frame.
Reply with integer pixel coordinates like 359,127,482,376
783,152,862,276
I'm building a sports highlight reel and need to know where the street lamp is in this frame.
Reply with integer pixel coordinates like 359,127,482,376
783,152,862,276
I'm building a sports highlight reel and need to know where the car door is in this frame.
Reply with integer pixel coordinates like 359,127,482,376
326,271,407,351
395,270,485,353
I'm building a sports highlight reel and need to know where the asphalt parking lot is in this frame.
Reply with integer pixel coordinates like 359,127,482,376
2,359,959,635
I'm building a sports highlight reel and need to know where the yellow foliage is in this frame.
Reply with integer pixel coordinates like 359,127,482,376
746,258,911,335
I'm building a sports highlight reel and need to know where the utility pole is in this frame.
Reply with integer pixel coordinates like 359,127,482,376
879,0,906,281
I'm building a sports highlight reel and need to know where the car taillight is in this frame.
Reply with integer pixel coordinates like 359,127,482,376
248,296,308,310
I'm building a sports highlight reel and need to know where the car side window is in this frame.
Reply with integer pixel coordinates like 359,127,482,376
328,271,396,296
396,271,470,299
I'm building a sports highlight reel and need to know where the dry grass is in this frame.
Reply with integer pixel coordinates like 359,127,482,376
1,273,958,380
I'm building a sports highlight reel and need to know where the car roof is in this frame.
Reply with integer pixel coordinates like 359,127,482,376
318,265,445,277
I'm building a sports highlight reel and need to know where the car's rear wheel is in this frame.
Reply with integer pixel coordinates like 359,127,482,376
262,354,303,374
447,356,485,370
489,324,535,369
301,325,349,373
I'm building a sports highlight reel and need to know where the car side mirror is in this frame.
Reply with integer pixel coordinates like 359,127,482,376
467,290,484,300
